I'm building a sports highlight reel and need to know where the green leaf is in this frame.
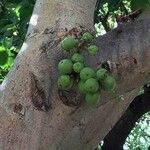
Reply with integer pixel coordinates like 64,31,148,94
0,47,8,66
131,0,150,11
108,0,122,12
3,37,13,49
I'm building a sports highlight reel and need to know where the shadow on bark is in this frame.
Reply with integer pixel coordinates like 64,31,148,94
98,84,150,150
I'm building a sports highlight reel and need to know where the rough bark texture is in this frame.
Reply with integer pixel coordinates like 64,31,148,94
0,0,150,150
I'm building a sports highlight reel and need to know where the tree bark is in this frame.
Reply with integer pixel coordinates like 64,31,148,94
102,85,150,150
0,0,150,150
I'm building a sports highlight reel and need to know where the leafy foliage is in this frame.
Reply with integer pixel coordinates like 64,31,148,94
130,0,150,11
94,0,150,35
95,0,132,35
0,0,35,83
124,112,150,150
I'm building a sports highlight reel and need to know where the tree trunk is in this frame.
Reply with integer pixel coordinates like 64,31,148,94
0,0,150,150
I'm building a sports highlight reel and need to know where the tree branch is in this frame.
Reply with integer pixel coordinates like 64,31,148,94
102,84,150,150
93,19,150,97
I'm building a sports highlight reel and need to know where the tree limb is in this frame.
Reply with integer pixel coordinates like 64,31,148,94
102,84,150,150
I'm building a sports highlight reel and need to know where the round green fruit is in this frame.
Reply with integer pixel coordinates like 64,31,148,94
96,68,108,81
61,37,78,51
73,62,84,73
58,59,73,74
78,80,86,94
85,92,100,105
57,75,72,90
101,76,116,91
81,32,93,42
84,78,99,93
0,50,8,66
71,53,84,63
80,67,95,81
87,45,99,55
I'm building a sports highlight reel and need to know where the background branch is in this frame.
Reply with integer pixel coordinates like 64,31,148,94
101,84,150,150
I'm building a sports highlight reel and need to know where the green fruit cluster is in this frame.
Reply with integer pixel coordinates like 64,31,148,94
57,32,116,105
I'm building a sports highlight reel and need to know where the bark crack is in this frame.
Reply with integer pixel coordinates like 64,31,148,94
30,72,51,111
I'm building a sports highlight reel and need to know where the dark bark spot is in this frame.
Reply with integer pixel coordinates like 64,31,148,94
116,63,120,70
16,65,20,70
101,61,111,72
43,28,55,34
133,57,137,64
117,29,123,34
13,104,23,113
58,89,83,107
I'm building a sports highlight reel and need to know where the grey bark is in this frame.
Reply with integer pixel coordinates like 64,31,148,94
0,0,150,150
